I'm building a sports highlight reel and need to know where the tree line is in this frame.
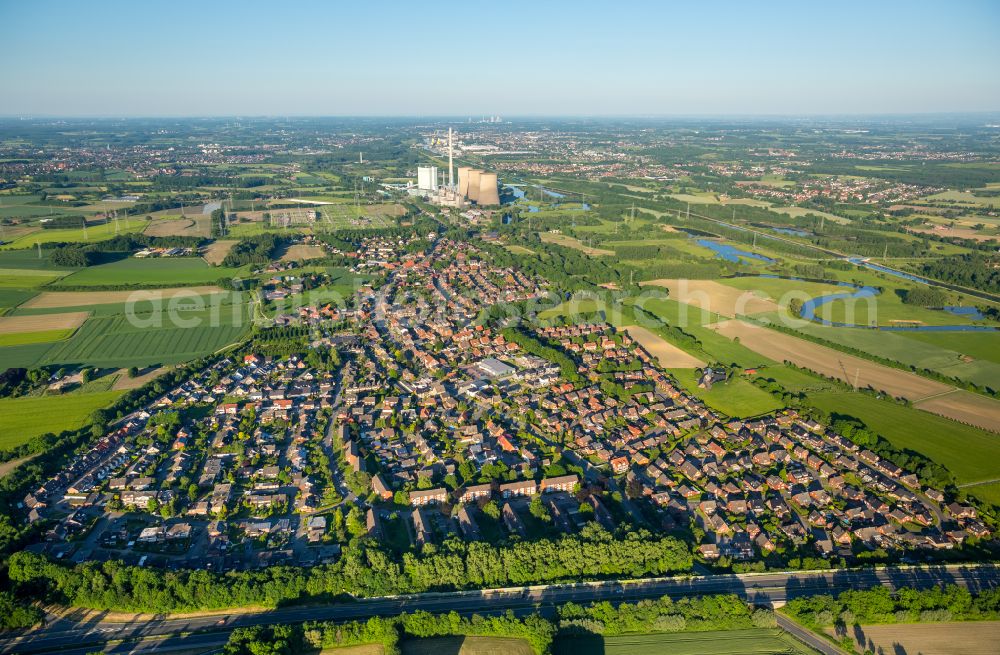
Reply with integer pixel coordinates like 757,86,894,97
223,594,775,655
7,525,691,614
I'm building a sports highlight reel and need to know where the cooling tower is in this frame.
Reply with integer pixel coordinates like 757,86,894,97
467,169,482,202
457,166,472,197
477,173,500,206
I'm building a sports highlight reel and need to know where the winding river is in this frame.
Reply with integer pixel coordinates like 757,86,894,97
744,275,998,332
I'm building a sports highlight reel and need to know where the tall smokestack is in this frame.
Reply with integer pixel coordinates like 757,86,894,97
448,128,454,189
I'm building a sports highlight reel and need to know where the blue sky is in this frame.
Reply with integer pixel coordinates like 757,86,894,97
1,0,998,116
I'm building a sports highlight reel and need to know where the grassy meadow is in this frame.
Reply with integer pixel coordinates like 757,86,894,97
553,629,815,655
0,391,123,449
54,257,248,286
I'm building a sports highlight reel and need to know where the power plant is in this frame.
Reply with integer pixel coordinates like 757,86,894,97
417,165,438,192
413,128,501,207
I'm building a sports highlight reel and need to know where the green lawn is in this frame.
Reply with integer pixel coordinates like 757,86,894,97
807,392,1000,487
554,629,815,655
673,369,783,418
54,257,248,286
0,391,123,449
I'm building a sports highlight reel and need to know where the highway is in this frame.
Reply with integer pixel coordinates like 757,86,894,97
2,563,997,655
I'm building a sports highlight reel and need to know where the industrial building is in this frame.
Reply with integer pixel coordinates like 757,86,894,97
415,129,500,207
417,165,438,192
456,167,499,206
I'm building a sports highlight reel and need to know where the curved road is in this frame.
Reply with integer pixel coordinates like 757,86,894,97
2,563,997,655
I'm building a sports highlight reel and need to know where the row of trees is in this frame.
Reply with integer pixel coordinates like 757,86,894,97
7,525,691,614
557,594,775,636
501,327,580,382
225,594,781,655
786,584,1000,628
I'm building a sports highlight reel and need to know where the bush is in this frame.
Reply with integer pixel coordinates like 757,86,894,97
0,591,43,630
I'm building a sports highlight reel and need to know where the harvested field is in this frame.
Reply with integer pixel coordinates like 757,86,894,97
708,319,1000,432
402,636,533,655
0,311,88,334
280,244,326,261
916,390,1000,434
707,319,951,400
642,279,778,317
111,366,168,390
826,620,1000,655
623,324,705,368
202,240,236,265
319,645,384,655
144,216,209,237
22,286,227,309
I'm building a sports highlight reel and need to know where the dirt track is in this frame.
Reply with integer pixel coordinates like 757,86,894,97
22,286,227,309
623,325,706,368
642,279,777,317
0,311,89,333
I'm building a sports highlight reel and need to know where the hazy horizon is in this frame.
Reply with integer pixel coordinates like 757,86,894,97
2,0,999,117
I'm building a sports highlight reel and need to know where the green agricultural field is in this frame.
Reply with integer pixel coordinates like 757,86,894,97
0,299,252,368
33,306,251,368
670,191,720,204
0,328,75,347
758,175,797,188
0,391,123,449
0,267,66,288
898,331,1000,366
0,219,148,249
0,289,36,312
0,249,77,271
0,342,54,368
807,392,1000,488
961,482,1000,507
54,257,248,286
553,629,815,655
771,206,849,224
